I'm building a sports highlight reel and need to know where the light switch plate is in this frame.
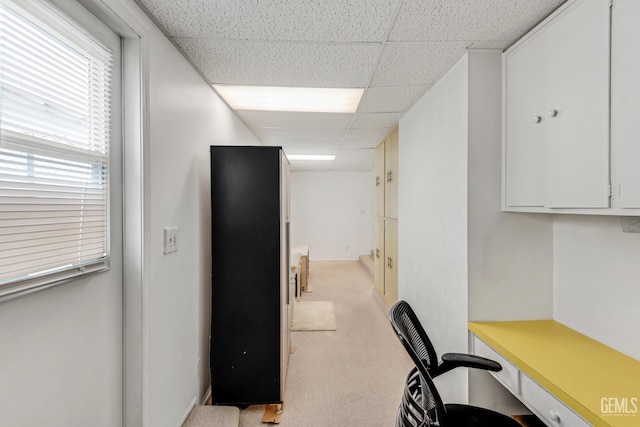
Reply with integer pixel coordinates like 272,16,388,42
164,227,178,254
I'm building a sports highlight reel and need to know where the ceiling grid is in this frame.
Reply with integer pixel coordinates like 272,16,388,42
135,0,566,170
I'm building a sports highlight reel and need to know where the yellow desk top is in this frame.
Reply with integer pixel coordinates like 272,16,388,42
469,320,640,427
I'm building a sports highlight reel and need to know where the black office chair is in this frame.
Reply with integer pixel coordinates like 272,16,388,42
390,301,522,427
389,300,501,378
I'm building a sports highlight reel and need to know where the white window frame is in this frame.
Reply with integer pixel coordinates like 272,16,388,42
0,0,120,298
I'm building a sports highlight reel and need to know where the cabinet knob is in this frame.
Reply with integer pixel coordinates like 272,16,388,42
532,115,542,124
548,410,560,423
547,109,559,118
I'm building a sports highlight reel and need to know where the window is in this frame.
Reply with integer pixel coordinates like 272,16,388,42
0,0,115,296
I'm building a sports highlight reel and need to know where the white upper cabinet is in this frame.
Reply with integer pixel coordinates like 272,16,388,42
504,0,616,213
543,0,610,208
505,32,546,207
611,0,640,209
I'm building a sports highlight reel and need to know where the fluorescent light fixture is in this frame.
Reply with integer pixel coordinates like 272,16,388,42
287,154,336,161
213,85,363,113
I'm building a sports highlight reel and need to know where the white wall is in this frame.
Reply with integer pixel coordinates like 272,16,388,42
0,0,261,426
398,54,470,403
553,215,640,360
467,52,553,322
0,267,123,427
290,171,372,261
144,11,260,427
0,2,123,427
399,51,554,406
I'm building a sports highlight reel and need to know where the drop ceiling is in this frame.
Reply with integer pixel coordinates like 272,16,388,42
135,0,566,171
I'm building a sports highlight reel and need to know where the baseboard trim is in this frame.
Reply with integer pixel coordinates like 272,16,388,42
201,386,212,405
372,288,390,316
178,396,198,427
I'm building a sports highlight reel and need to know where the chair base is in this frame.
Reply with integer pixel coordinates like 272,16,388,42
445,404,522,427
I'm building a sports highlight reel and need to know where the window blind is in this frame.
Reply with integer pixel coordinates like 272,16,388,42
0,0,114,295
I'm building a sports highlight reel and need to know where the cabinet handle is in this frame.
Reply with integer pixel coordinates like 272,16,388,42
388,257,393,269
548,410,560,423
547,109,559,118
387,170,393,182
376,176,380,186
376,249,380,258
532,115,542,124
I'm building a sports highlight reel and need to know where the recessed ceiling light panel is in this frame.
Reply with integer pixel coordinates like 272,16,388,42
213,85,363,113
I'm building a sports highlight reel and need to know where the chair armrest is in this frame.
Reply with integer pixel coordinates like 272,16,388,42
433,353,502,377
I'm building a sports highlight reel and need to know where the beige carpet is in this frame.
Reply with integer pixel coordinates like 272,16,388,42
182,405,239,427
238,261,414,426
291,299,337,331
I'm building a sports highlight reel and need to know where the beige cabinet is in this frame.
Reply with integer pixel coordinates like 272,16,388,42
383,219,398,305
374,143,385,217
373,127,399,306
373,218,385,296
384,128,399,219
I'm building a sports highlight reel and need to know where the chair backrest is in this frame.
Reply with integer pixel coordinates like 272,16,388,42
389,300,439,374
390,301,448,426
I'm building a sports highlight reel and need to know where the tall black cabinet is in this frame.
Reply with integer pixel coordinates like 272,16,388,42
209,146,290,407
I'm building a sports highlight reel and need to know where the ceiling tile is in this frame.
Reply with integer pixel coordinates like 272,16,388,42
332,159,374,171
235,111,354,129
358,85,430,113
175,39,382,87
351,113,403,129
370,42,469,87
345,127,394,141
389,0,566,42
138,0,400,41
136,0,568,172
343,139,382,149
255,127,346,145
282,146,339,156
336,148,374,162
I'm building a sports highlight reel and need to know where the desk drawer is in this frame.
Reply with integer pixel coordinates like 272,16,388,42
473,337,520,394
521,374,589,427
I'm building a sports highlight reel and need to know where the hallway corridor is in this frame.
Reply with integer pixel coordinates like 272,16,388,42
238,261,413,426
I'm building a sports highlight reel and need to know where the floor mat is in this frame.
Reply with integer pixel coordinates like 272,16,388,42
291,300,337,331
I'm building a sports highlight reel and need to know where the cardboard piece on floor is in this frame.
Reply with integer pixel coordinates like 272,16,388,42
262,403,284,424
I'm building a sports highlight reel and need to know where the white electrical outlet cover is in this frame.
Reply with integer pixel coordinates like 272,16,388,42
163,227,179,254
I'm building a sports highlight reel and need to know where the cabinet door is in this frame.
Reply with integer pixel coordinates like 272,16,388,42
385,128,399,219
504,31,546,207
611,0,640,208
374,142,386,217
373,218,385,297
544,0,610,208
384,219,398,305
